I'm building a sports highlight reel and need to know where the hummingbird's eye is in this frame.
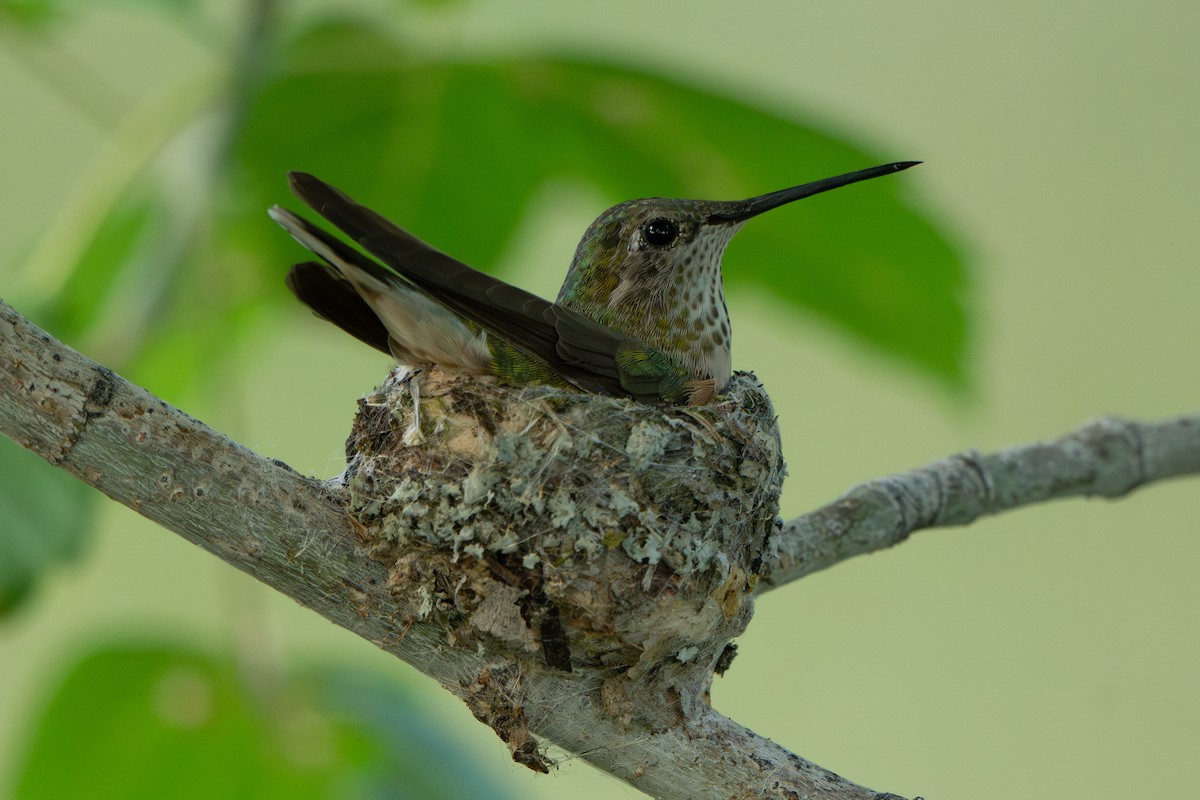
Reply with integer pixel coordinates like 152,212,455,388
642,218,679,248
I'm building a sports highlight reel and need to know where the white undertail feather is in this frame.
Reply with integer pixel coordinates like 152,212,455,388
269,207,492,373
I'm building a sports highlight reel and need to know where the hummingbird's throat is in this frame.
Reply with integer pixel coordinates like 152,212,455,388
608,224,737,389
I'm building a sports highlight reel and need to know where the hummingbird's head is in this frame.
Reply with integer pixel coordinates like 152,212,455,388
556,161,920,389
562,197,742,316
555,197,748,395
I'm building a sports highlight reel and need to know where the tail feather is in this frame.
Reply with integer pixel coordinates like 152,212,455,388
285,261,391,354
273,172,688,403
283,172,647,397
270,204,491,373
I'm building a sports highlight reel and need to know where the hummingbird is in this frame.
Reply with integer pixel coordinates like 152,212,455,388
269,161,918,406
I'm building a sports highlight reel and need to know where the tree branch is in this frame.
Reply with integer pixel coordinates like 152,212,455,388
0,297,896,799
3,295,1196,799
759,415,1200,591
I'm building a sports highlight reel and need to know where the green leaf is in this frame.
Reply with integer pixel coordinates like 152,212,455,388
25,176,231,402
125,291,269,403
534,60,967,383
232,19,967,386
33,190,162,343
0,437,93,616
26,156,278,402
0,0,59,28
229,22,549,275
14,643,518,800
0,0,194,28
308,664,519,799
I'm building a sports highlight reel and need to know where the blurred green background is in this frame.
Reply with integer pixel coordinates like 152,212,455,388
1,0,1198,798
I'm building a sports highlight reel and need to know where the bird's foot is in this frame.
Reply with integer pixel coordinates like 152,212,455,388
398,366,426,445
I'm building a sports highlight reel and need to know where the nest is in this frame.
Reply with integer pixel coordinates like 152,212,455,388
341,368,785,726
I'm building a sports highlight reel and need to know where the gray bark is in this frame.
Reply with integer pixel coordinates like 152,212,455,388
761,415,1200,590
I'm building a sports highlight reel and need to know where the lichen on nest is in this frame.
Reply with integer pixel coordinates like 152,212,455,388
339,368,786,692
345,369,783,574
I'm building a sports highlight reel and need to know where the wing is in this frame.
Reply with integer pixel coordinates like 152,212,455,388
281,171,690,402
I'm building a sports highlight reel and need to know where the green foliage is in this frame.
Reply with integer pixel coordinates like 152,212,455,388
0,0,58,27
0,437,93,615
0,0,195,28
13,643,514,799
34,188,166,343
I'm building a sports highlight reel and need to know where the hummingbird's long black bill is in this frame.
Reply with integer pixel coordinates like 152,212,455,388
707,161,920,224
